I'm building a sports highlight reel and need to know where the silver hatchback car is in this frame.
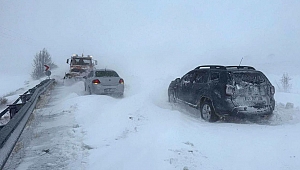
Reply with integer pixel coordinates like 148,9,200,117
84,69,124,96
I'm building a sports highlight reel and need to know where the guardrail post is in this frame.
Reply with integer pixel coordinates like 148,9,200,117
19,94,32,104
29,87,37,94
7,103,25,118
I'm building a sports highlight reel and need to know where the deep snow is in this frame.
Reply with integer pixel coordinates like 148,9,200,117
2,1,300,169
1,68,300,170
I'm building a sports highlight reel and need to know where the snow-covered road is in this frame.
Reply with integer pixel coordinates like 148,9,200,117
3,74,300,170
2,1,300,169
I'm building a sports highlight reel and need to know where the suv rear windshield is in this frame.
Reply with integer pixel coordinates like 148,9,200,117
232,72,267,84
95,71,119,77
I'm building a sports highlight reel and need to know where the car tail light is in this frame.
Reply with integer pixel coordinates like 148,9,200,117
119,79,124,84
270,86,275,95
92,79,100,84
226,84,235,96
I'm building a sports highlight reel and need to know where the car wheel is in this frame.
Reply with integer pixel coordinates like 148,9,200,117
168,90,176,103
200,101,218,122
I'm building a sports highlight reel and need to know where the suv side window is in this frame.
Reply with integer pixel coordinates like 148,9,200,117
195,71,209,83
181,71,196,85
210,72,220,81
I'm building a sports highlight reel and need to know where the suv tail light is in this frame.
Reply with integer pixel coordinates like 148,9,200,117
270,86,275,95
226,84,235,96
119,79,124,84
92,79,100,84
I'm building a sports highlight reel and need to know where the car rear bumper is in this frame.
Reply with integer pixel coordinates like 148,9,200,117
91,84,124,95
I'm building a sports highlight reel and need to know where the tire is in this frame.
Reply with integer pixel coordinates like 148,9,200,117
200,101,218,122
168,90,176,103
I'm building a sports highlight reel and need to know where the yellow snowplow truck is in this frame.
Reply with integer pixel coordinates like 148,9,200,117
64,54,97,81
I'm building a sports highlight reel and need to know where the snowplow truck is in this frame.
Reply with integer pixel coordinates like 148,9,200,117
64,54,97,80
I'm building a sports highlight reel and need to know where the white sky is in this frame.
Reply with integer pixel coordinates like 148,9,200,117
1,0,300,76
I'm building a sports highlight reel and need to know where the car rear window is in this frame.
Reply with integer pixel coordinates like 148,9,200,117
232,72,267,84
95,71,119,77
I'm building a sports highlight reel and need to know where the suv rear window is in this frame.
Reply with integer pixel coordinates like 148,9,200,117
95,71,119,77
232,72,266,84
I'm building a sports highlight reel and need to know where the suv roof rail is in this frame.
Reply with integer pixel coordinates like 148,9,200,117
226,66,256,70
194,65,226,70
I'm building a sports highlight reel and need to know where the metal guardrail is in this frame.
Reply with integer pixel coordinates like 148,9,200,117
0,79,55,169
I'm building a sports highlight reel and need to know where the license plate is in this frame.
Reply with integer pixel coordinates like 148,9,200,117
245,96,262,101
104,88,115,92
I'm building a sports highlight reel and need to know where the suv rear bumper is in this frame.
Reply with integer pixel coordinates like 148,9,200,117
216,105,273,118
232,105,273,115
214,97,274,116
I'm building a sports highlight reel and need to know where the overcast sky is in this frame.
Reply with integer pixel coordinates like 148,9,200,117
1,0,300,76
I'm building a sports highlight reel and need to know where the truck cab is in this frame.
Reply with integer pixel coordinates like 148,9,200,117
65,54,97,80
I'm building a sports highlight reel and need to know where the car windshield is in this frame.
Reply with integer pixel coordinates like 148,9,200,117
71,68,85,73
95,71,119,77
233,72,267,84
73,58,91,65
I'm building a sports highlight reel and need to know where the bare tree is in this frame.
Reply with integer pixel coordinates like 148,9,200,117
280,73,292,93
31,48,57,80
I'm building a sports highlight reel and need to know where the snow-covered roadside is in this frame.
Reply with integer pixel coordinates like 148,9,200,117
3,81,88,170
0,69,62,126
0,74,30,97
0,77,39,111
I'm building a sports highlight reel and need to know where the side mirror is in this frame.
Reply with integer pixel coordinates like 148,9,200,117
94,60,98,65
66,59,69,64
175,78,180,83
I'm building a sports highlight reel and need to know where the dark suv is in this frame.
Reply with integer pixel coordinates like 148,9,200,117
168,65,275,122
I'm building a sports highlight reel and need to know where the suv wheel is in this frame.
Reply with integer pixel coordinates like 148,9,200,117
200,101,218,122
168,90,176,103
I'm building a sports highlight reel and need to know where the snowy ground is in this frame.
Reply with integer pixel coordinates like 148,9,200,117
1,69,300,170
2,1,300,169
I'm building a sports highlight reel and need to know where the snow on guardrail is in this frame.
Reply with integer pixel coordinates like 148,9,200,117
0,79,55,169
